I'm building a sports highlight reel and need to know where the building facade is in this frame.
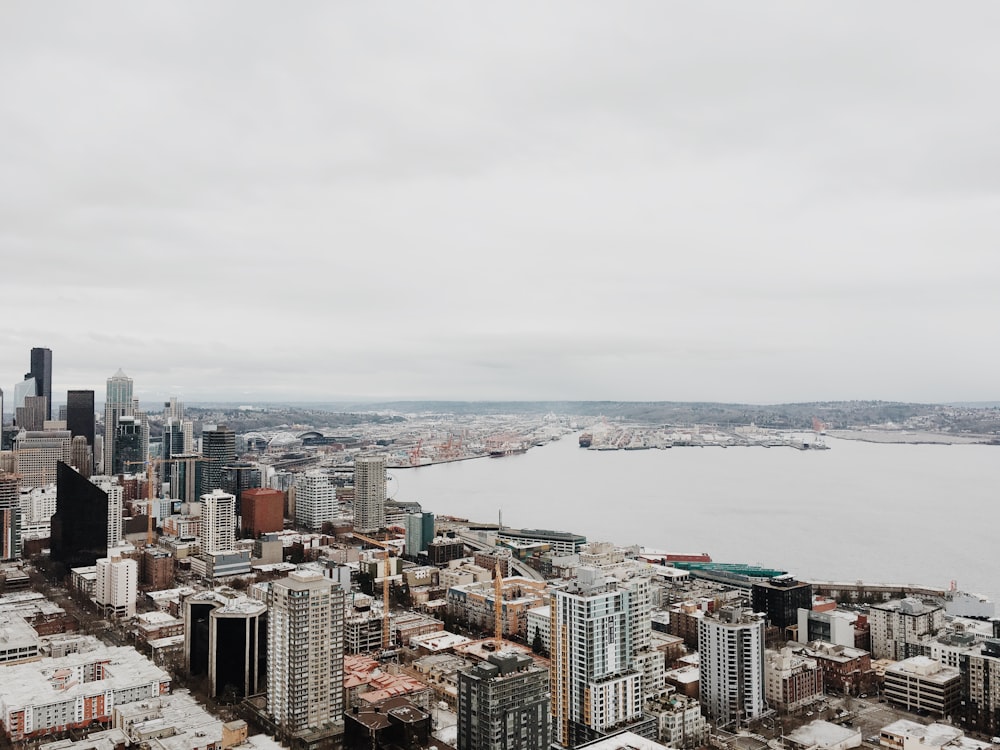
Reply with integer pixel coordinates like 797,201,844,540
869,599,944,661
95,555,137,619
698,607,765,728
241,488,285,537
294,471,334,531
458,651,550,750
353,455,386,533
199,490,236,555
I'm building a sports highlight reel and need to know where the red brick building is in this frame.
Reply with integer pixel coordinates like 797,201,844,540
241,488,284,537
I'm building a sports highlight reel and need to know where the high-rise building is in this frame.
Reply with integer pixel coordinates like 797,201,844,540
552,568,644,747
12,377,36,412
66,390,95,449
458,651,551,750
353,455,386,533
294,471,334,531
90,475,124,550
163,397,184,421
222,462,261,502
267,570,345,736
184,588,267,699
29,348,52,422
404,512,435,559
241,488,284,537
200,426,236,495
70,436,92,478
95,554,137,619
868,598,945,661
698,606,766,728
0,474,21,561
13,430,72,488
15,395,47,431
51,462,111,569
103,370,147,475
199,490,236,555
751,578,813,632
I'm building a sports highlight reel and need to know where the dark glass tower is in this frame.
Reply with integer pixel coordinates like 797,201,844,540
200,426,236,495
51,462,109,569
29,348,52,421
66,390,95,447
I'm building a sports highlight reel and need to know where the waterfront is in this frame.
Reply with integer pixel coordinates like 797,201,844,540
395,434,1000,603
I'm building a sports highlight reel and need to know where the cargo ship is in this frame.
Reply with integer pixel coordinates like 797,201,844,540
578,432,593,448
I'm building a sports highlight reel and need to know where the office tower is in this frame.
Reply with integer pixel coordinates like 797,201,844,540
170,454,201,503
552,568,644,747
13,377,36,412
751,578,813,632
163,397,184,421
200,426,236,495
15,395,47,431
222,462,261,501
95,554,137,619
104,369,144,475
458,652,551,750
112,415,144,475
184,589,267,699
66,390,95,449
294,471,334,531
199,489,236,555
51,462,111,569
70,436,92,478
29,348,52,421
0,474,21,561
14,430,72,488
90,475,124,549
241,488,284,537
353,455,386,533
404,511,435,559
267,570,345,735
698,607,765,727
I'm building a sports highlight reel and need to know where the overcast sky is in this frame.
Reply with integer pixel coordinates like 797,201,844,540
3,3,999,406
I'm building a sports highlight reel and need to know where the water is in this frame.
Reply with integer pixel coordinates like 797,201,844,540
393,435,1000,603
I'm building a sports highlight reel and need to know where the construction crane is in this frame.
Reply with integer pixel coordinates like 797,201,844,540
126,454,216,546
352,531,394,652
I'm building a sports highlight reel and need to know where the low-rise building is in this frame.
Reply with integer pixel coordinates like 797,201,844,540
785,720,862,750
446,576,547,640
643,691,708,749
792,641,876,696
883,656,961,717
878,720,991,750
765,647,824,711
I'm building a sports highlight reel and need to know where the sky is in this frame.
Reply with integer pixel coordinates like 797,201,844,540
3,2,1000,406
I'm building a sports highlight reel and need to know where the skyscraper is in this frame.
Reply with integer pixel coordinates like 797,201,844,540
199,490,237,555
51,462,111,569
0,474,21,561
294,471,334,531
458,652,551,750
267,570,345,736
103,370,140,475
14,430,72,488
200,426,236,495
353,455,386,533
698,607,765,728
66,390,95,449
15,396,47,432
551,568,644,747
29,348,52,421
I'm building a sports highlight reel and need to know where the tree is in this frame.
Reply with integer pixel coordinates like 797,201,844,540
531,626,546,656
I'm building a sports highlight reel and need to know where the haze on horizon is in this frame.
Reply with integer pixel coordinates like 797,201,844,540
3,3,999,406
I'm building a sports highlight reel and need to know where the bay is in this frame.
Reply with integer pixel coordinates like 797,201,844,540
393,435,1000,603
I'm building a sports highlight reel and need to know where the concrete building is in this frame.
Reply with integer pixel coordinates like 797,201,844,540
869,599,944,661
797,607,863,648
764,647,823,711
446,577,547,640
642,691,709,749
497,528,586,555
697,606,765,727
0,646,170,741
427,536,466,566
883,656,961,717
791,642,875,697
876,720,990,750
0,474,21,561
241,488,284,537
552,568,644,747
353,455,386,533
785,720,862,750
294,471,334,532
199,490,236,555
458,651,550,750
960,639,1000,735
90,476,124,550
14,429,71,488
184,588,267,699
95,554,138,619
267,570,345,736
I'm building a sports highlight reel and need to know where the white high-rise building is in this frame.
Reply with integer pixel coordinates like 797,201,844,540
552,567,643,747
353,455,386,533
199,489,236,554
294,471,334,531
267,570,345,735
90,475,124,549
95,554,137,619
698,607,765,728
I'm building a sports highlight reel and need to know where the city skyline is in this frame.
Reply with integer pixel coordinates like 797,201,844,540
3,4,1000,404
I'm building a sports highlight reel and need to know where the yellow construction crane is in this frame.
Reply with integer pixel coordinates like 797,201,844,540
352,531,394,652
125,454,215,546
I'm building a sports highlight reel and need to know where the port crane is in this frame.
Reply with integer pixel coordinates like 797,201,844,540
352,531,395,651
